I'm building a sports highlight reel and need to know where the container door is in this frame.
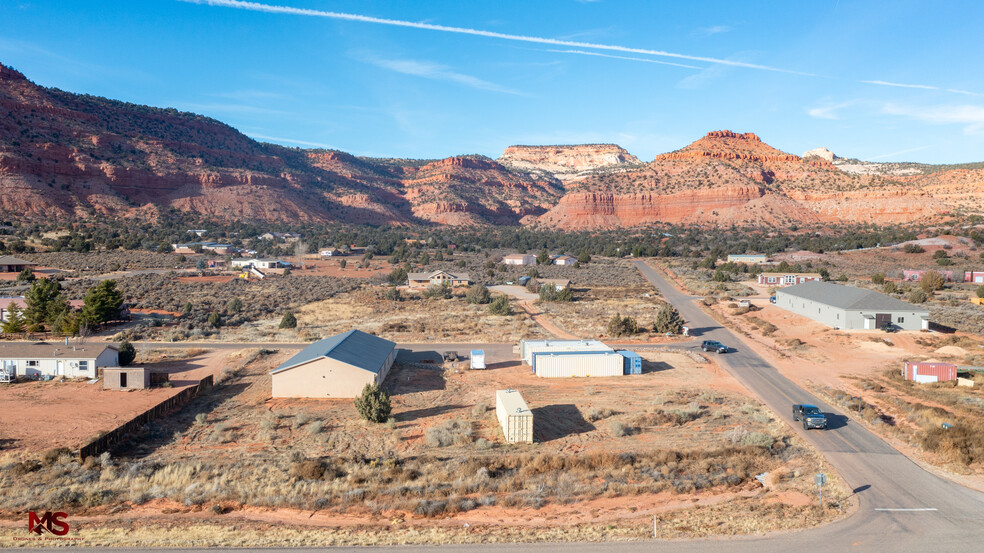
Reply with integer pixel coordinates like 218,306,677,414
55,361,64,376
875,313,891,329
976,275,983,283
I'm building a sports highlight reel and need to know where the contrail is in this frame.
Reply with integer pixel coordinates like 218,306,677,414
546,49,703,70
180,0,812,75
862,80,939,91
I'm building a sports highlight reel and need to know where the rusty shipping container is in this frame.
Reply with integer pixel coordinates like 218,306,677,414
903,362,957,382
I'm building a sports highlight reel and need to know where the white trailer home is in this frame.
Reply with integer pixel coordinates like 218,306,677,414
0,342,119,379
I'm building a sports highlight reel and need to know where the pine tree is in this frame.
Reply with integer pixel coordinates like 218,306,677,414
653,305,684,334
279,311,297,329
354,383,391,423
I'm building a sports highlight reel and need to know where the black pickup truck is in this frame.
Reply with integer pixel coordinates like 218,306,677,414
792,404,828,430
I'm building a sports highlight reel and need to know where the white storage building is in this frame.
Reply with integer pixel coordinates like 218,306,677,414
532,351,624,378
519,339,624,378
496,389,533,443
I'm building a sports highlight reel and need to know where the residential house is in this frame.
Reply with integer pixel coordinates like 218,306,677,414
270,330,396,398
903,269,955,282
0,297,85,323
0,256,35,273
0,342,119,378
171,242,235,255
502,253,536,266
966,271,984,284
407,270,471,289
775,281,929,331
727,254,768,264
259,232,301,242
553,255,577,266
538,278,571,291
320,248,341,258
757,273,823,287
231,258,291,270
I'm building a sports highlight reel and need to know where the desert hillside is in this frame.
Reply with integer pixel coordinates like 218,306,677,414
2,62,984,229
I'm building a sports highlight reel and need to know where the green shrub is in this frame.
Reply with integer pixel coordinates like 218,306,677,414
355,383,391,423
118,339,136,366
488,296,512,316
279,312,297,329
465,284,491,304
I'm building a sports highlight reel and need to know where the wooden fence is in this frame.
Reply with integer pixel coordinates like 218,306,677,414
78,375,213,459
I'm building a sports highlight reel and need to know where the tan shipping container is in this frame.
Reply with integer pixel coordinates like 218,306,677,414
532,352,624,378
496,389,533,443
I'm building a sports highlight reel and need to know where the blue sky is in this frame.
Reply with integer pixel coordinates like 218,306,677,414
2,1,983,163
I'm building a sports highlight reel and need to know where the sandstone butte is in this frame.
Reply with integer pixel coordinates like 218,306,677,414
497,144,641,182
2,60,984,229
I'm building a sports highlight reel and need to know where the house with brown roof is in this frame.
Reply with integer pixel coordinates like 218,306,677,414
407,270,471,289
0,256,35,273
0,342,119,379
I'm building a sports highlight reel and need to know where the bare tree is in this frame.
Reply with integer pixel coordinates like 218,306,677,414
294,241,309,258
77,322,90,346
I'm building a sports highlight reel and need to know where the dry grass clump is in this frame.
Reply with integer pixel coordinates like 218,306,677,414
586,407,616,422
424,420,473,447
746,316,778,336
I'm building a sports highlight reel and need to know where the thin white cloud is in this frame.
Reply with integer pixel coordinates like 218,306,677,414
862,80,939,91
867,145,931,160
362,56,522,95
806,100,857,120
696,25,731,36
247,133,334,148
181,0,811,75
546,49,702,70
881,103,984,134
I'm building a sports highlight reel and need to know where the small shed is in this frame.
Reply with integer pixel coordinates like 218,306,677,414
618,350,643,375
103,367,150,390
470,350,486,370
903,362,957,383
496,389,533,443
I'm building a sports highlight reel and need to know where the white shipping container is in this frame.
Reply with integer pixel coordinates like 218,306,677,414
520,339,612,365
533,352,624,378
496,389,533,443
470,349,486,370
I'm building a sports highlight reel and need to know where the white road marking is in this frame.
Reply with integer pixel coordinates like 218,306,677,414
874,508,938,512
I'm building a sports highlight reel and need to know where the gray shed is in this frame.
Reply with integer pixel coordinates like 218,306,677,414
775,281,929,330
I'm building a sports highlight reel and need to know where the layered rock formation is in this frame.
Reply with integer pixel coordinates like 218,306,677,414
497,144,641,182
803,147,836,162
2,62,983,229
537,130,949,229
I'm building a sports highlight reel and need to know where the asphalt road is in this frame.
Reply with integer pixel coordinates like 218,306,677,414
18,266,984,552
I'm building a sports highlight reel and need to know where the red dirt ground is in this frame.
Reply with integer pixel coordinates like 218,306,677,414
0,350,233,453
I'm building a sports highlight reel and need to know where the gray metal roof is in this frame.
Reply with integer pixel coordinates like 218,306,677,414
778,281,929,312
270,330,396,375
0,256,35,266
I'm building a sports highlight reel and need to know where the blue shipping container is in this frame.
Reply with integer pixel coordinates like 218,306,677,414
619,350,643,375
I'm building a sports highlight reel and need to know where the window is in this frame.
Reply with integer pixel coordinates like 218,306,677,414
26,360,38,368
898,317,905,323
78,360,89,372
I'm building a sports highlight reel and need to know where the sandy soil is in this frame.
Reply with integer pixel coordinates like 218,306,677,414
280,257,393,279
0,349,236,453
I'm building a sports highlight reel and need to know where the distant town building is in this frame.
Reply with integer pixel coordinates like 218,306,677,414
966,271,984,284
757,273,823,287
903,269,955,282
553,255,577,266
231,259,290,270
727,254,768,264
320,248,341,258
187,229,208,237
502,253,536,266
407,270,471,289
537,278,571,291
171,242,235,255
259,232,301,242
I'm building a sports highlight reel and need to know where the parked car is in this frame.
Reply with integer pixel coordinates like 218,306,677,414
792,404,828,430
701,340,729,353
443,351,458,362
769,296,777,304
